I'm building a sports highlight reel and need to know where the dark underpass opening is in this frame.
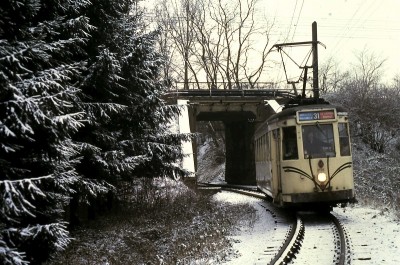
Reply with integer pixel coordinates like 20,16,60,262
196,114,256,185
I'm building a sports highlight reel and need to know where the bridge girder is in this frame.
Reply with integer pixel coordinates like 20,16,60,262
170,90,291,185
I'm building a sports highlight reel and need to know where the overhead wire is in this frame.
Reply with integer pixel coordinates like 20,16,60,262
291,0,304,41
265,19,400,40
330,0,381,55
259,0,400,83
276,0,297,86
285,0,298,42
331,1,364,46
276,0,308,89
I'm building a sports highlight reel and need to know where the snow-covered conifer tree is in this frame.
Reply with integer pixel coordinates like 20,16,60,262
0,0,96,263
1,0,193,263
75,0,193,191
118,20,194,180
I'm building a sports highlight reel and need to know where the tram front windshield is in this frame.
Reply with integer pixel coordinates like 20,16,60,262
302,124,335,158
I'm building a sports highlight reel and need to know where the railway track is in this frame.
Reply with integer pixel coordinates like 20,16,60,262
285,212,350,265
198,183,351,264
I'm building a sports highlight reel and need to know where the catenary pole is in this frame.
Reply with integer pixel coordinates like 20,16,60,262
312,21,319,99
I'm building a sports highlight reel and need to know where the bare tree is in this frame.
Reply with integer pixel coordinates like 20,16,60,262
157,12,176,87
189,0,222,89
206,0,274,89
156,0,274,90
353,48,386,88
319,57,349,93
391,74,400,95
326,48,399,153
156,0,203,89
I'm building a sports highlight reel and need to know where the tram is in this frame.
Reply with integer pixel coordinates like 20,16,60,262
255,103,356,208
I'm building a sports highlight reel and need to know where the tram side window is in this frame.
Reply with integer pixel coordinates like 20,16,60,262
282,127,298,160
256,138,260,161
260,136,264,161
338,123,351,156
302,124,335,158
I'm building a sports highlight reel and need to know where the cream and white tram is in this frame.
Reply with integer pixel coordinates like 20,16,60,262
255,104,356,208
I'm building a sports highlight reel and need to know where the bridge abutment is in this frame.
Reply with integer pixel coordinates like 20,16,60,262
224,121,256,185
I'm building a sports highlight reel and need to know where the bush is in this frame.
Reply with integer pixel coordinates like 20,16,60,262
45,179,256,264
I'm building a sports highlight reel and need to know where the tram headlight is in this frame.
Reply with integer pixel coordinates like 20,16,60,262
317,172,327,183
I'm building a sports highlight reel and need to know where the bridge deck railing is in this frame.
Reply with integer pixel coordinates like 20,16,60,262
165,82,297,99
170,81,279,91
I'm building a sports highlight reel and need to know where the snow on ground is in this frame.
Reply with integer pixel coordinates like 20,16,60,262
213,191,276,264
215,191,400,265
333,205,400,265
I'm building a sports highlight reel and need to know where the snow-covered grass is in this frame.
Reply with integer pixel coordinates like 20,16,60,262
351,137,400,218
44,179,257,265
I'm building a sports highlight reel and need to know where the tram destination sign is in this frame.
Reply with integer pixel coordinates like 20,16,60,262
297,109,336,122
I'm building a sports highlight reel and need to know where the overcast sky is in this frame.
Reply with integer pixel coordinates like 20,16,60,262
144,0,400,84
263,0,400,82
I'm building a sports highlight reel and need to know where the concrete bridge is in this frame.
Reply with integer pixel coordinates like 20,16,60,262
167,88,296,185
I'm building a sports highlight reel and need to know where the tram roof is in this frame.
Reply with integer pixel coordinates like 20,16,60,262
267,104,347,122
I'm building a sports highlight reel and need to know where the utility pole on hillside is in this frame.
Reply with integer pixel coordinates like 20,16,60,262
312,21,319,99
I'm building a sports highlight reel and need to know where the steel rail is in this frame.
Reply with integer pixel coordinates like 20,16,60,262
269,215,304,265
330,213,349,265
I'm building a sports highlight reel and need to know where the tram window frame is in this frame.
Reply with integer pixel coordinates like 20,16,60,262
282,126,298,160
338,123,351,156
264,134,268,160
302,124,336,158
265,134,270,161
262,135,265,161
